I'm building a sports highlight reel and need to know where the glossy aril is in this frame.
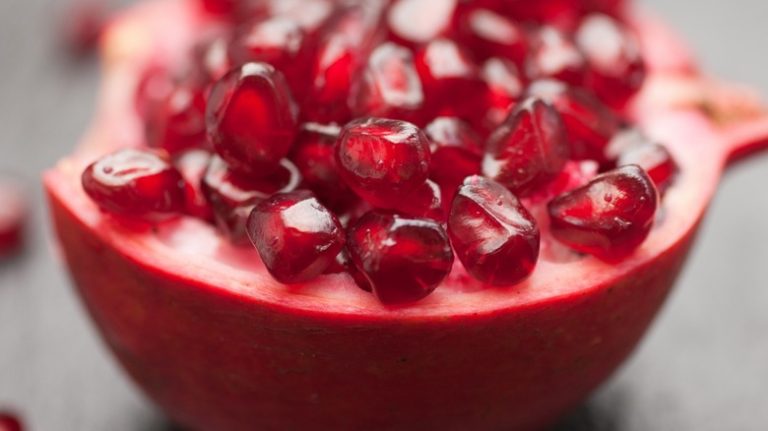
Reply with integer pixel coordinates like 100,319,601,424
618,143,679,194
577,14,646,108
393,179,444,221
146,81,208,154
461,9,528,65
350,42,425,121
206,62,298,177
242,0,335,36
387,0,457,46
0,182,27,258
290,123,355,212
81,149,185,220
415,38,486,122
481,57,525,131
202,156,301,244
424,117,483,194
483,97,569,195
302,2,386,123
528,79,621,163
0,412,22,431
229,17,306,93
503,0,581,30
247,190,345,283
526,27,586,85
335,118,431,208
448,176,540,286
191,33,232,83
173,149,214,221
347,211,454,304
548,165,658,260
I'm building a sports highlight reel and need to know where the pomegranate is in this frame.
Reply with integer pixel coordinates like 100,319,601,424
0,182,27,258
44,0,768,430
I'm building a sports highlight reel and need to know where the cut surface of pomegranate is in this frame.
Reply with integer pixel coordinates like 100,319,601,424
43,0,768,430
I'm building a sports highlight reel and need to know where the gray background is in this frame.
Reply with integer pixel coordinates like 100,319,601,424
1,0,767,430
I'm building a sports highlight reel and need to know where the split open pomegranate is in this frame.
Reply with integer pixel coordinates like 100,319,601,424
44,0,768,429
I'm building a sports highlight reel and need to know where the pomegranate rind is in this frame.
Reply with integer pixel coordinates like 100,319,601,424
44,1,766,430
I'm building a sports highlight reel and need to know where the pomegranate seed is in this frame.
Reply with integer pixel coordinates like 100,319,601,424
303,3,386,123
290,123,356,212
325,249,373,292
387,0,457,46
576,14,646,108
335,118,431,208
526,26,586,85
347,211,454,304
192,34,232,83
206,62,298,177
393,180,445,221
249,0,335,35
200,0,236,15
229,17,307,93
415,38,486,121
135,66,174,119
461,9,528,65
82,149,185,220
481,58,525,131
350,42,425,122
247,190,345,283
618,143,679,194
0,182,27,258
547,165,658,260
146,81,208,154
525,160,599,204
448,176,540,286
503,0,581,31
482,97,569,195
62,0,107,56
424,117,483,194
528,79,621,163
0,412,22,431
174,149,214,221
202,156,301,244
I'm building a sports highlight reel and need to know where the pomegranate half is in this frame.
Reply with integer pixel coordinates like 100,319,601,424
44,1,768,430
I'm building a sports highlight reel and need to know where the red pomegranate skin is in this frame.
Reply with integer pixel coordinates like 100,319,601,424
48,188,696,430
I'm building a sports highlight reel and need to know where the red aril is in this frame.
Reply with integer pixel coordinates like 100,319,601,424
190,32,232,84
347,211,453,304
81,149,185,221
424,116,483,194
173,149,214,221
146,80,208,154
335,117,431,209
228,17,307,93
302,2,386,123
576,13,646,108
289,123,355,212
392,179,444,221
526,26,586,85
247,190,345,283
415,38,486,121
448,175,540,286
0,182,27,258
548,165,658,260
619,143,679,194
0,412,22,431
201,156,301,244
528,79,621,163
460,9,528,65
481,57,525,131
350,42,425,121
387,0,457,46
206,62,298,177
483,97,570,195
240,0,335,36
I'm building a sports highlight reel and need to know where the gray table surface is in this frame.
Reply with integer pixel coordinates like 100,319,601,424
1,0,767,430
